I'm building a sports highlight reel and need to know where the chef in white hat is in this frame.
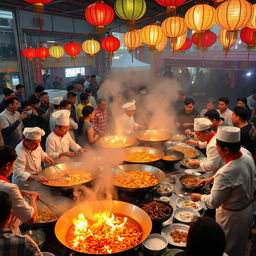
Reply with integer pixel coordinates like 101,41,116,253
46,110,87,163
119,100,144,136
49,97,63,131
186,118,224,173
191,126,256,256
12,127,54,189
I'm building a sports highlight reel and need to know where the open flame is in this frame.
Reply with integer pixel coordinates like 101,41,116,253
67,210,143,254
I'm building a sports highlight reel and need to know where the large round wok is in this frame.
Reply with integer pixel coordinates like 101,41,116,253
112,164,166,192
39,162,97,188
123,146,164,164
55,200,152,255
96,135,136,149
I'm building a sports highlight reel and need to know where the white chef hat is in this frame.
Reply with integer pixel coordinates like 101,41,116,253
51,97,63,106
52,110,70,126
23,127,45,140
122,100,136,111
216,126,240,143
194,118,212,132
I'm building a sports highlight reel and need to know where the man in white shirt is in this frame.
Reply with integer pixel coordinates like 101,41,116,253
49,97,63,131
12,127,54,190
46,110,87,163
217,97,233,126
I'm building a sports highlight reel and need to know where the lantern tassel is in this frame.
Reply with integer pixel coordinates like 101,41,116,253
38,15,43,32
33,3,44,13
166,6,176,17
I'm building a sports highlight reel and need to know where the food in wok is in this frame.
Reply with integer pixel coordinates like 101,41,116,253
97,135,135,148
180,176,199,187
171,146,199,158
113,170,158,189
162,155,178,161
124,152,159,163
36,205,58,223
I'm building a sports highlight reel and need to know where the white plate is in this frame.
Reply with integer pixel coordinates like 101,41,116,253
161,223,189,247
184,169,201,176
176,196,205,211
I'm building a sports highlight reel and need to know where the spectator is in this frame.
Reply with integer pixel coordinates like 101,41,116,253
174,90,187,111
53,76,61,89
37,92,53,121
0,96,27,148
15,84,25,103
204,110,227,132
217,97,233,126
247,89,256,111
27,85,44,103
0,88,14,113
200,98,215,117
67,92,78,123
63,85,75,100
42,69,49,84
30,98,41,115
85,88,97,109
92,99,108,135
77,92,91,119
84,75,91,89
88,75,99,99
236,97,252,120
0,191,42,256
176,98,199,133
44,75,54,89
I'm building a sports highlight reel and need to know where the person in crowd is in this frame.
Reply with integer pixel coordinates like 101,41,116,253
84,75,91,89
0,88,15,113
174,90,187,111
200,98,215,117
85,88,97,109
37,92,51,118
0,146,39,233
0,191,42,256
88,75,99,99
184,217,226,256
191,126,256,256
12,128,54,190
30,97,41,114
74,73,84,85
42,70,49,84
14,84,25,103
27,85,44,103
45,75,54,89
77,92,91,119
53,76,61,89
232,106,255,156
78,106,99,146
120,100,144,136
46,110,87,163
247,89,256,111
67,92,78,123
204,110,227,132
217,97,233,126
92,98,108,135
49,97,63,131
63,85,75,100
0,96,27,148
176,97,199,133
60,100,78,140
236,97,252,120
186,118,224,173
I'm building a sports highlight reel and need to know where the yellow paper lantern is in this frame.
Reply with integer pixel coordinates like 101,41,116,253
161,16,187,39
122,30,142,51
171,33,186,51
82,39,100,56
216,0,253,31
218,28,237,54
114,0,146,27
156,36,168,52
141,24,165,49
49,45,64,60
185,4,216,32
247,4,256,30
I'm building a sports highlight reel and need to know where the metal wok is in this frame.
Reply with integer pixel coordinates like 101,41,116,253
112,164,166,192
39,162,97,188
162,149,184,165
96,135,136,149
123,146,164,163
55,200,152,255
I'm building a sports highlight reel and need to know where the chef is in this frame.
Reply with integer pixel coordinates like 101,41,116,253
12,127,54,189
191,126,256,256
46,109,87,163
186,118,225,173
119,100,144,136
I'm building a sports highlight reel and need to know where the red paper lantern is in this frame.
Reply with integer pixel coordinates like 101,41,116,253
155,0,185,7
192,31,217,49
180,38,192,51
85,2,114,31
24,0,52,12
22,47,36,61
240,27,256,48
64,42,81,59
36,46,49,60
101,36,120,55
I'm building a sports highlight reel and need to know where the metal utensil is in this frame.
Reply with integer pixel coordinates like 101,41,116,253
173,191,185,198
51,164,62,176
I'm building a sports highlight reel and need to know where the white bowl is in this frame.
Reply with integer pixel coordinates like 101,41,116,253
159,196,171,203
173,207,200,223
143,233,168,254
176,196,205,211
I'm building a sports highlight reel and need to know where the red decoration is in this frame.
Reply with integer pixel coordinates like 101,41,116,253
85,2,114,30
24,0,52,12
155,0,185,7
64,42,81,59
101,36,120,55
22,47,36,61
36,46,49,60
192,31,217,49
180,38,192,51
240,27,256,47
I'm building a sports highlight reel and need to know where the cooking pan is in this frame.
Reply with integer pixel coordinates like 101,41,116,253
96,135,136,149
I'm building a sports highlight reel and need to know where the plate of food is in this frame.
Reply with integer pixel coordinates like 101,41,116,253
176,196,205,211
179,175,200,190
184,169,201,176
180,158,200,169
161,223,189,247
154,183,173,196
171,146,200,159
173,207,200,224
36,202,58,223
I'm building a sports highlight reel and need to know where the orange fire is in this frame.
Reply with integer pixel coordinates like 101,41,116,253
67,211,143,254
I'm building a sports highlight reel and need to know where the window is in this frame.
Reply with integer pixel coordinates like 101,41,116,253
65,67,85,78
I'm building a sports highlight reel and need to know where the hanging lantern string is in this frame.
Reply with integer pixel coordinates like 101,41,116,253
24,0,193,45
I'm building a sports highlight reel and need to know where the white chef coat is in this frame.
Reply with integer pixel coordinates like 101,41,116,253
12,141,48,189
200,134,225,173
0,180,34,234
217,108,233,126
201,148,256,256
119,113,139,136
46,131,81,163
